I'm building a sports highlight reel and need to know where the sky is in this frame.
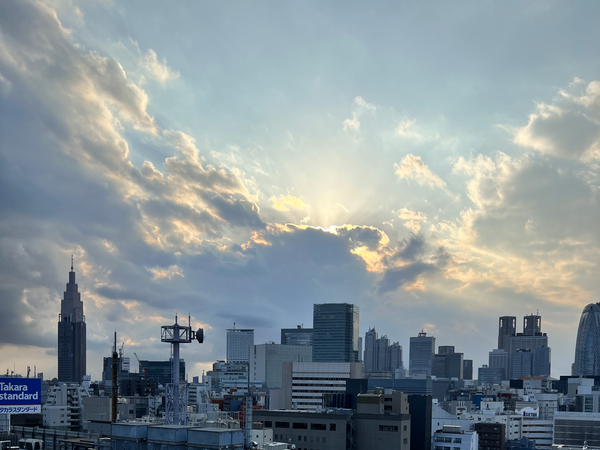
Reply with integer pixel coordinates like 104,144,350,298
1,0,600,381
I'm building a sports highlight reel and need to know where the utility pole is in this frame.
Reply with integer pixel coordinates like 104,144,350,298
111,332,119,423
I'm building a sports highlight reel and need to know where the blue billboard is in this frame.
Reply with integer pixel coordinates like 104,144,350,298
0,378,42,414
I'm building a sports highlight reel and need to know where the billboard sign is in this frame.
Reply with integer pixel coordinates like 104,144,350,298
0,378,42,414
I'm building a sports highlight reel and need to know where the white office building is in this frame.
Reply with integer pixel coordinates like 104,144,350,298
227,328,254,363
281,361,363,410
43,384,90,431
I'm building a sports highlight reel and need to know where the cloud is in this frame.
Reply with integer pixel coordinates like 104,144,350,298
394,154,447,190
343,115,360,131
343,96,376,131
397,207,427,233
147,265,184,280
270,195,310,211
512,78,600,162
396,119,422,139
354,96,376,112
141,49,180,85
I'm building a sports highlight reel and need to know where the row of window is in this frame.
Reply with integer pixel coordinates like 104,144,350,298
267,421,336,431
434,437,462,443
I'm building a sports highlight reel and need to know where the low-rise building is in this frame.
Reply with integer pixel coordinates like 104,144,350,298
42,384,89,431
432,425,478,450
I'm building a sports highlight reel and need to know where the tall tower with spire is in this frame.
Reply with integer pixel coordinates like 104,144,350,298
58,256,86,383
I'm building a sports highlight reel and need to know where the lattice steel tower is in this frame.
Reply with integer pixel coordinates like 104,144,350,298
161,315,204,425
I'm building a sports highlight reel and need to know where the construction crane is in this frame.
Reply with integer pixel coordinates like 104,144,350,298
134,352,147,376
119,342,124,358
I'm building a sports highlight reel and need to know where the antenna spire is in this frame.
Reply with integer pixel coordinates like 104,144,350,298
71,255,73,271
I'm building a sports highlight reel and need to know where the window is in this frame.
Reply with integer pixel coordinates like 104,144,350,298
379,425,398,432
403,438,408,444
323,438,326,444
264,421,272,428
311,423,326,431
453,438,462,443
293,423,308,429
404,425,407,431
298,436,301,441
275,422,289,428
330,424,336,431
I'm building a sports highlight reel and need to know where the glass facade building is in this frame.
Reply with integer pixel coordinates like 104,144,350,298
312,303,359,362
574,302,600,376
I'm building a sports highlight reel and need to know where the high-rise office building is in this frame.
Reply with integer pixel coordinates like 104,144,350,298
138,360,185,386
488,349,509,380
281,326,313,346
312,303,359,362
409,332,435,377
387,342,403,372
509,319,550,377
432,346,463,379
523,314,542,336
498,316,516,352
462,360,473,380
574,303,600,376
364,328,378,372
376,335,390,371
58,259,86,383
226,327,254,363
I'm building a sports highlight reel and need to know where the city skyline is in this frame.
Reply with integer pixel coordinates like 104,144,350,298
2,0,600,380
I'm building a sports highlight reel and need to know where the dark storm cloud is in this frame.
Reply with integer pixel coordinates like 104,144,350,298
335,225,385,251
0,0,270,361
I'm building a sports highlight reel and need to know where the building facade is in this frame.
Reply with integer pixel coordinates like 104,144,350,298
43,384,90,431
573,303,600,377
57,261,86,383
138,360,185,386
249,343,312,389
281,326,313,346
282,361,363,410
312,303,359,363
226,328,254,363
409,332,435,377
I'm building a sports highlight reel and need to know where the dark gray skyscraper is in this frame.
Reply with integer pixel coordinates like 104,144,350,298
498,316,516,352
574,303,600,376
409,332,435,377
524,314,542,336
312,303,359,362
58,258,86,383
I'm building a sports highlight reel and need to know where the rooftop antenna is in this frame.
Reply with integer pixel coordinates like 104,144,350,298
71,255,73,271
161,314,204,425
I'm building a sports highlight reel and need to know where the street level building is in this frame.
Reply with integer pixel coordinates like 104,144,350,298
433,425,478,450
43,384,90,431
